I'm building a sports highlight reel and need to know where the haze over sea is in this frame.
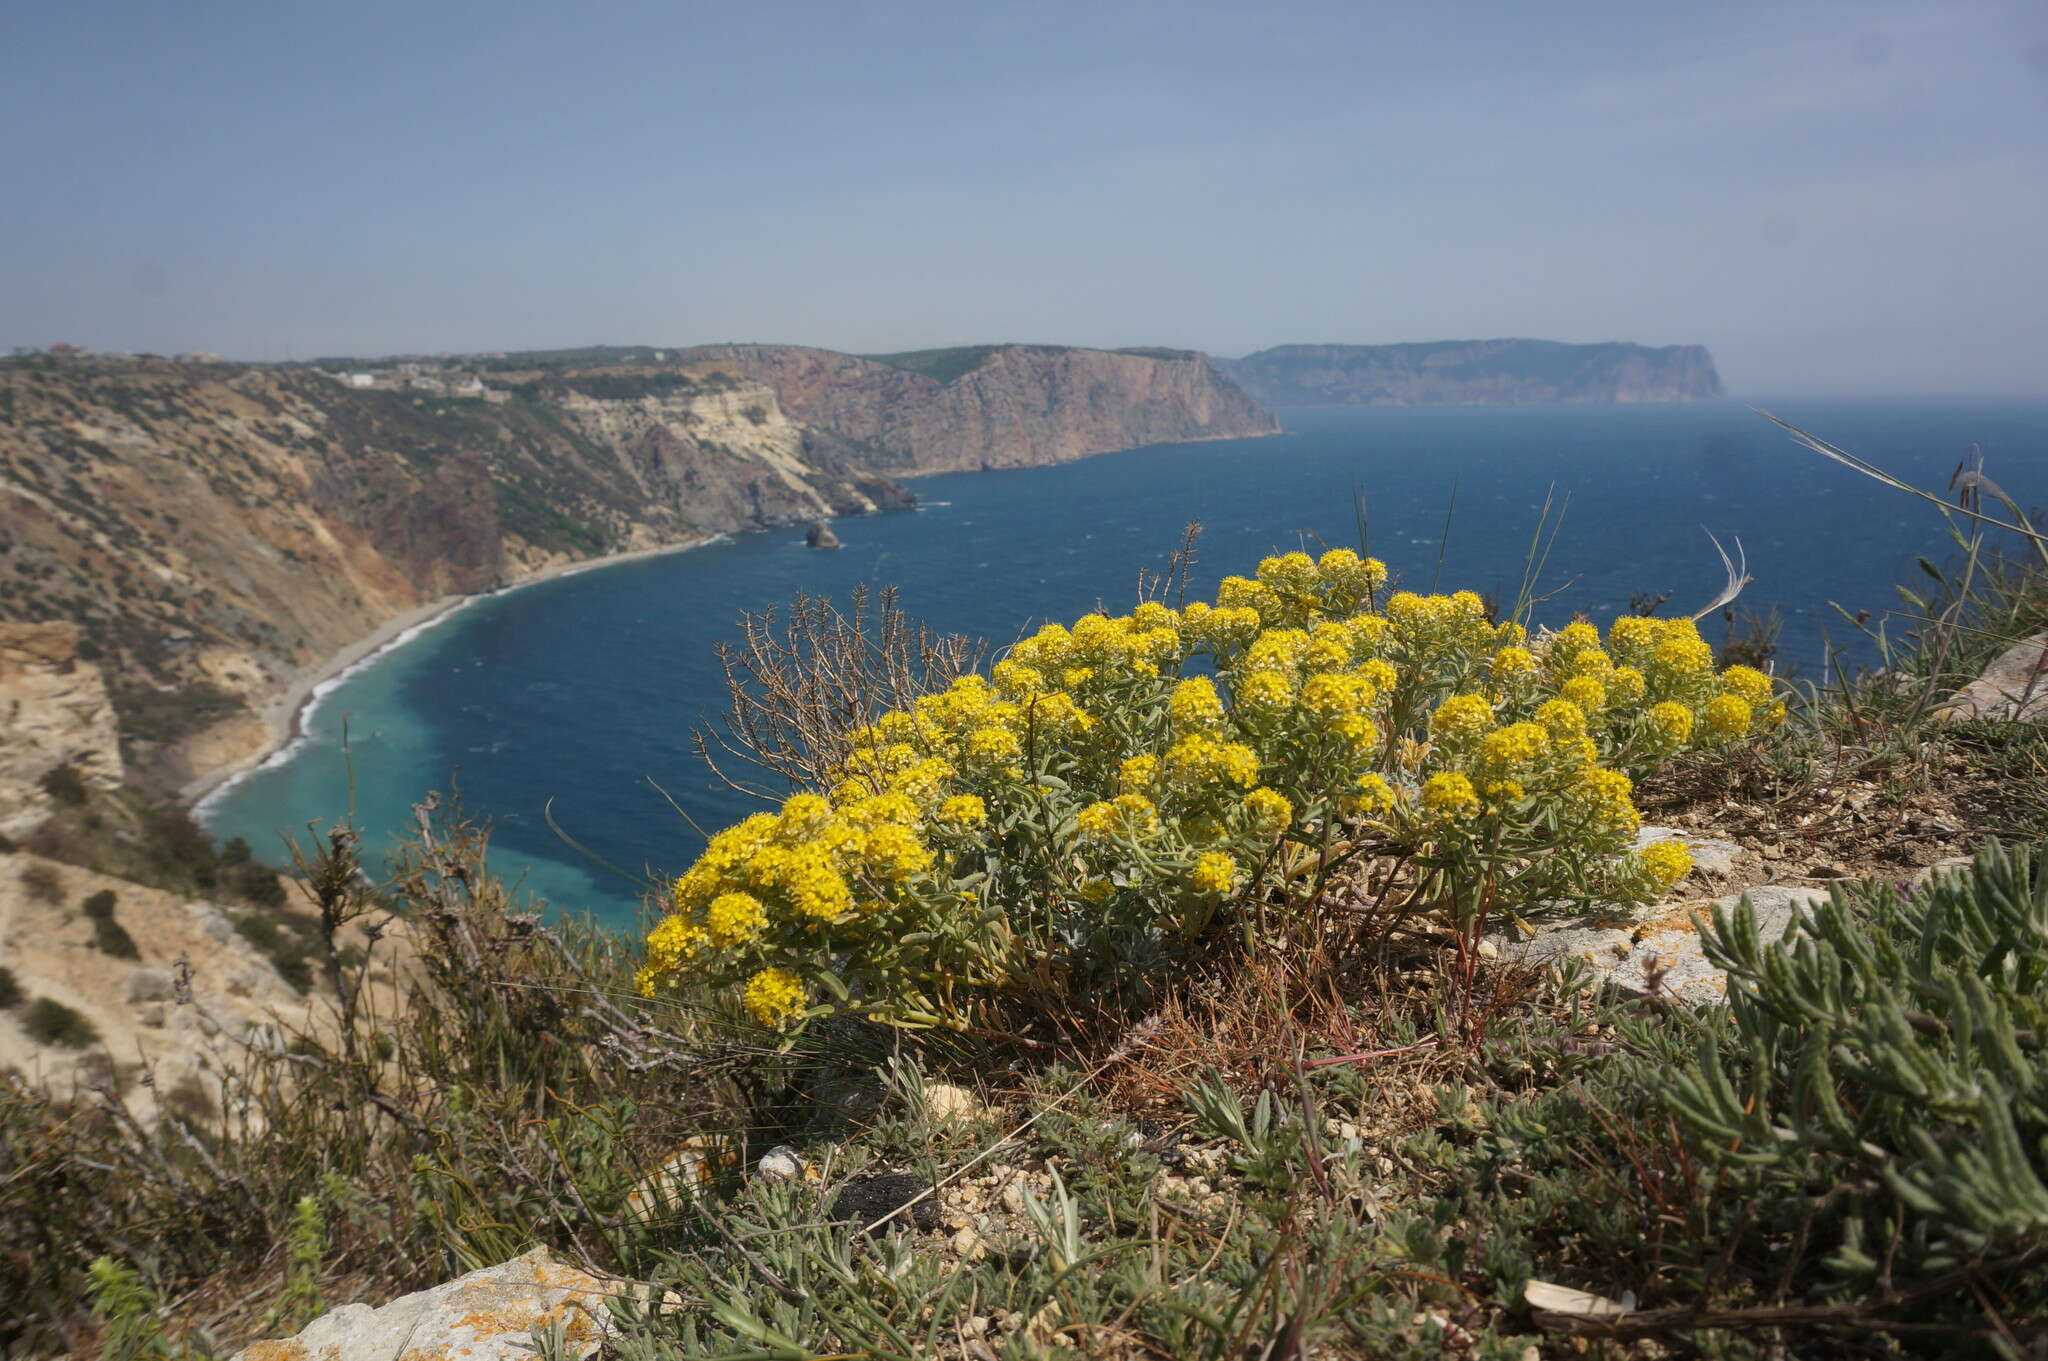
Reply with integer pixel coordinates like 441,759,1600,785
202,399,2048,929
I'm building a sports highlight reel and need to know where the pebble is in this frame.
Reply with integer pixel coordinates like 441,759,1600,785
923,1081,992,1126
756,1145,805,1181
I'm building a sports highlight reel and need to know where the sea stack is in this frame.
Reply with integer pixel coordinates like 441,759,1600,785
805,520,842,550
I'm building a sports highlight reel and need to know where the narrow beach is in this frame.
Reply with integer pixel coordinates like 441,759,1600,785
182,535,718,811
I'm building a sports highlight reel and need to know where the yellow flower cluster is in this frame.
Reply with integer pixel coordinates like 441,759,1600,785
1638,839,1694,888
642,545,1787,1029
742,967,806,1026
1166,733,1261,788
1077,794,1161,840
1241,786,1293,831
1190,851,1239,895
1422,772,1482,819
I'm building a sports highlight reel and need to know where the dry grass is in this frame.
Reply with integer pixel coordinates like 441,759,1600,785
693,583,986,801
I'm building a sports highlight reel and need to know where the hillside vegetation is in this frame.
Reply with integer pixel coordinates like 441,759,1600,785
0,356,904,791
0,346,1278,794
7,419,2047,1357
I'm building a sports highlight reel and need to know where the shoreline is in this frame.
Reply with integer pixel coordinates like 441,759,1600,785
179,432,1279,812
183,535,722,814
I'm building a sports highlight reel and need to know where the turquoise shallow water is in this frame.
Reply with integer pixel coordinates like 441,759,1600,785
201,399,2048,928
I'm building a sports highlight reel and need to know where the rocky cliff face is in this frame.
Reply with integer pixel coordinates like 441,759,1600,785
0,359,912,790
0,622,123,837
673,344,1280,474
0,347,1266,797
1220,340,1724,406
546,372,905,532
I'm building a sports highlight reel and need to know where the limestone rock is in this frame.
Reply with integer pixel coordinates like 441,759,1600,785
187,903,236,945
229,1247,634,1361
0,622,123,837
126,968,175,1004
672,343,1279,475
623,1135,739,1221
1935,632,2048,723
756,1145,807,1181
922,1081,994,1127
805,520,842,550
1911,856,1976,888
1633,826,1744,880
1495,885,1828,1005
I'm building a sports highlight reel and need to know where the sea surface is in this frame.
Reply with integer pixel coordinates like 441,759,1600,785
202,399,2048,929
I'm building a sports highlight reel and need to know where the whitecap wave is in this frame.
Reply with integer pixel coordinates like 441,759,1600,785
194,597,480,822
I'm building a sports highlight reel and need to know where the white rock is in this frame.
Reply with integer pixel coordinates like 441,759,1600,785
126,968,175,1004
756,1145,805,1181
187,905,235,946
225,962,283,999
1633,826,1744,879
923,1081,992,1126
229,1247,644,1361
1494,884,1828,1005
624,1136,738,1220
1935,632,2048,723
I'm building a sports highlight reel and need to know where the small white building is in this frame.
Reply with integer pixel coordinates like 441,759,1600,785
345,372,376,388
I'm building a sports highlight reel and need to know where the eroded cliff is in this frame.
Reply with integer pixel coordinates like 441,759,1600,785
673,343,1280,473
0,622,123,837
0,359,910,790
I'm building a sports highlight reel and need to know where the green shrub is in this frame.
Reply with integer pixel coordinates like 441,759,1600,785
0,966,21,1009
643,552,1781,1033
232,911,283,953
23,998,98,1049
85,1256,176,1361
38,764,88,807
19,863,63,904
234,912,312,992
1674,841,2048,1296
231,863,287,908
1451,839,2048,1348
265,1196,325,1333
82,889,117,920
92,917,139,960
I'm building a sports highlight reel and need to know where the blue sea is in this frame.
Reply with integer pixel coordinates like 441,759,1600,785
200,399,2048,929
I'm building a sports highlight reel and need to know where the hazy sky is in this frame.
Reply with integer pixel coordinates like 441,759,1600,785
2,0,2042,394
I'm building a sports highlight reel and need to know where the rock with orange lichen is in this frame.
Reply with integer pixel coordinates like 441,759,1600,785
1491,884,1829,1005
228,1248,648,1361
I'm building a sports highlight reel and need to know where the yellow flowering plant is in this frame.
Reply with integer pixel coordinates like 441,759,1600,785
640,548,1779,1034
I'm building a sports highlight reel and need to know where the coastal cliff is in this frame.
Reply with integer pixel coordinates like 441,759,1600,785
1220,340,1724,406
673,343,1280,473
0,358,911,791
0,622,124,837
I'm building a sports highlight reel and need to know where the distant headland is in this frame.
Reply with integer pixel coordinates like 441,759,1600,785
1219,339,1724,406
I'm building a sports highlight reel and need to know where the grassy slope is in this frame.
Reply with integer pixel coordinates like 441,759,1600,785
11,526,2048,1358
